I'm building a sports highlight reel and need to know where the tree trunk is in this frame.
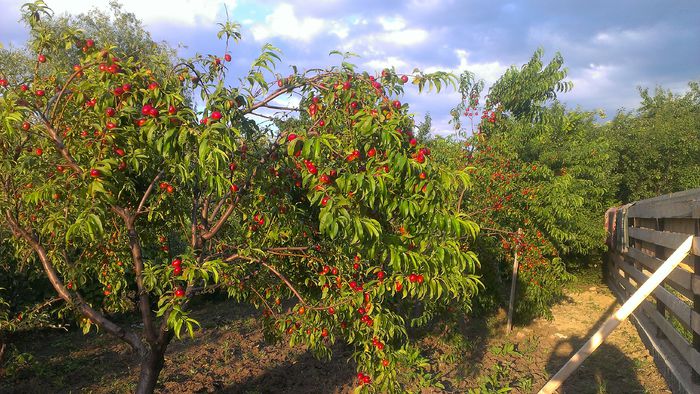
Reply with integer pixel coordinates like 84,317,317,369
135,345,167,394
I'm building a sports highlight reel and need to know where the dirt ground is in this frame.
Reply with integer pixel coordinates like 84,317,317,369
1,279,669,393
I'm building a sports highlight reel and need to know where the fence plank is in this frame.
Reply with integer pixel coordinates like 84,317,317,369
615,256,699,335
642,301,700,376
627,247,694,299
628,227,700,257
613,264,700,375
628,199,700,219
628,188,700,219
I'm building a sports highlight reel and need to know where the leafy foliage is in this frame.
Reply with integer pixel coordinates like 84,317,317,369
604,82,700,203
441,50,616,320
0,2,479,392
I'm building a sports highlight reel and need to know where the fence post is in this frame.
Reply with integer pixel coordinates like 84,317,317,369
506,228,522,333
655,218,667,339
694,218,700,384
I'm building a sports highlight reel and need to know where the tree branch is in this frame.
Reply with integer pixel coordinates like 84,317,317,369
137,170,164,215
3,211,144,354
38,115,82,175
123,217,158,345
260,261,305,306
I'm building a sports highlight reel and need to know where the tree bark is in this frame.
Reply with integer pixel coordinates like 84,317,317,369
135,345,168,394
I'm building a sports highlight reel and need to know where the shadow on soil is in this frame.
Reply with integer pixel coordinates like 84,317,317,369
219,346,356,394
544,300,647,393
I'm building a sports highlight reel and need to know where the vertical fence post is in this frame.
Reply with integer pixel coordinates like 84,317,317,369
506,228,522,333
693,218,700,384
655,218,667,339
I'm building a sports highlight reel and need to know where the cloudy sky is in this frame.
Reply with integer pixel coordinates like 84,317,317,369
1,0,698,134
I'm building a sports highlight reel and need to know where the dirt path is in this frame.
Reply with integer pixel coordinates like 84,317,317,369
426,286,671,394
1,284,669,393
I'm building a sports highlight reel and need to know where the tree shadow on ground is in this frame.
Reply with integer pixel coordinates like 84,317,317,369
218,345,356,394
544,301,648,393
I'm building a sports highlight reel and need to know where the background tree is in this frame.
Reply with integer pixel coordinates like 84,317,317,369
0,2,479,392
0,0,175,372
439,50,617,320
605,82,700,203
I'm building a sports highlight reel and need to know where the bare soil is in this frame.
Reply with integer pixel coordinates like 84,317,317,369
1,280,669,393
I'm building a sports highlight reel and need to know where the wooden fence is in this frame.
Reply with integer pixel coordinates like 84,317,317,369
605,188,700,393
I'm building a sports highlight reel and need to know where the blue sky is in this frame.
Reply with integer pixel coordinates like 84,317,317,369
1,0,698,134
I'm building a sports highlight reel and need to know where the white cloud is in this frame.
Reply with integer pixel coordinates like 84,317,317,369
329,21,350,39
250,3,345,42
593,26,663,46
424,49,507,84
382,29,429,45
340,28,429,57
378,16,406,31
47,0,230,26
363,56,409,70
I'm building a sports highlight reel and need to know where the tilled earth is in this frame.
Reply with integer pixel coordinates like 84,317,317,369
1,284,668,393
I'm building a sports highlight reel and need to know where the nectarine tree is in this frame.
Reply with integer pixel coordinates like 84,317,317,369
0,2,479,392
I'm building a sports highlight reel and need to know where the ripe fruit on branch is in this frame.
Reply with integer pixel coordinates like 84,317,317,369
36,89,45,96
211,111,222,121
106,107,116,117
287,133,297,141
90,169,100,178
35,148,43,156
168,105,177,115
230,184,239,193
401,75,409,83
38,54,46,63
21,122,30,131
224,53,232,62
346,149,360,162
304,160,318,175
174,287,185,297
392,100,401,109
141,104,152,115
